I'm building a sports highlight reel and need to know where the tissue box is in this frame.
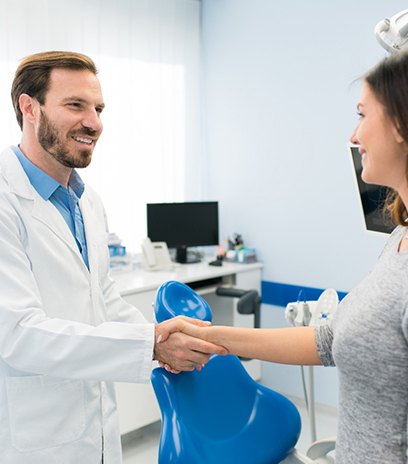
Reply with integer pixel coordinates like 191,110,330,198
237,248,257,264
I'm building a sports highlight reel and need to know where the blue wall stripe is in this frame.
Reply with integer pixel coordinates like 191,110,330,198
261,281,347,307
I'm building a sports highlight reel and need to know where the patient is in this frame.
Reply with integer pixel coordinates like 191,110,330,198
160,50,408,464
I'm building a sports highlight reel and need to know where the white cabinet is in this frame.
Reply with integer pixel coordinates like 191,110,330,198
115,290,159,435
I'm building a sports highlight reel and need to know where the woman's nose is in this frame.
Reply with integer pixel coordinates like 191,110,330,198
349,127,359,145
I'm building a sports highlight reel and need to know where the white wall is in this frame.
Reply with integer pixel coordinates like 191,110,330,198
200,0,408,409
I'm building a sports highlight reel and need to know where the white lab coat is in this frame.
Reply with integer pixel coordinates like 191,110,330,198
0,147,155,463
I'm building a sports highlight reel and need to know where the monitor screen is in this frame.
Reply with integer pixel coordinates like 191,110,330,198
147,202,219,263
349,145,394,234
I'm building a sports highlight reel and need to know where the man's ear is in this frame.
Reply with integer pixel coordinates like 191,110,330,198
19,94,39,125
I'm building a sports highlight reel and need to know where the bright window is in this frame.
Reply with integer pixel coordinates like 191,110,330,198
0,0,202,251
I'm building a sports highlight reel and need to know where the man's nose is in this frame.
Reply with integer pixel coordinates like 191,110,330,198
82,109,103,134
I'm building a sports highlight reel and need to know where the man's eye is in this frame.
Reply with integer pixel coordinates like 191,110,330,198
68,102,81,109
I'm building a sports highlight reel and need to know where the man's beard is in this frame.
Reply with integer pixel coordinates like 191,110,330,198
38,109,96,169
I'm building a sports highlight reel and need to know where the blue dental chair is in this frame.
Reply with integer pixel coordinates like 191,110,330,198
152,280,335,464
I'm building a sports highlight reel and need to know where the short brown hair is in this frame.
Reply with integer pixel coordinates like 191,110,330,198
11,51,98,130
365,51,408,226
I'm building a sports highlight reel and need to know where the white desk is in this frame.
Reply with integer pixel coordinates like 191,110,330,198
112,260,263,435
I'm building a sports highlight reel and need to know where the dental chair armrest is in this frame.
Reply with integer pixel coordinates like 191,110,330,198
280,449,315,463
215,287,248,298
306,437,336,460
216,287,261,325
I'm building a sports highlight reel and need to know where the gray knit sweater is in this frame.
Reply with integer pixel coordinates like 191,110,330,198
315,226,408,463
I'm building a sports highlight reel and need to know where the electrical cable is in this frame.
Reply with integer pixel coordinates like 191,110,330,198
296,288,317,444
300,365,309,411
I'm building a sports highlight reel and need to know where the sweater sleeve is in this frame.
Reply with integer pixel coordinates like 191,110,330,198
400,299,408,343
314,324,336,366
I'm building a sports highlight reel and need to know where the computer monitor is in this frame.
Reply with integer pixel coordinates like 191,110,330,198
349,145,394,234
147,201,219,263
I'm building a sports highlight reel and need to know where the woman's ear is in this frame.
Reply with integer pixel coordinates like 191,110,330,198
391,120,405,145
19,94,39,126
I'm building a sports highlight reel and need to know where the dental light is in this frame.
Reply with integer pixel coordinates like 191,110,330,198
375,9,408,53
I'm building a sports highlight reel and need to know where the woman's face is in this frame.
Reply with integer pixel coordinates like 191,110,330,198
350,82,408,191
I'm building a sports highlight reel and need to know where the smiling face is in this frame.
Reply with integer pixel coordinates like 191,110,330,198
350,82,408,192
35,68,104,169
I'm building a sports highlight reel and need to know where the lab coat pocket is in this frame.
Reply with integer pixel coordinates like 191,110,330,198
6,375,86,452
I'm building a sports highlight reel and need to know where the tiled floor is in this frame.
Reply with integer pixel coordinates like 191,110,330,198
122,395,338,463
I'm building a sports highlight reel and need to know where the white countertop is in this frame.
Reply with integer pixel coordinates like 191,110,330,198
111,260,263,296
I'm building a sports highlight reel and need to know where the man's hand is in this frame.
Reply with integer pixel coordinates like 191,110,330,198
154,316,227,374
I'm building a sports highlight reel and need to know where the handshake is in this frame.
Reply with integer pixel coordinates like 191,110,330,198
154,316,228,374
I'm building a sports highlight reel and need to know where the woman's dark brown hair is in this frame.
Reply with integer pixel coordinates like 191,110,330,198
365,51,408,225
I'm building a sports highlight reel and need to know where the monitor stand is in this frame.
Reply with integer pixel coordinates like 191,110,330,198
176,246,201,264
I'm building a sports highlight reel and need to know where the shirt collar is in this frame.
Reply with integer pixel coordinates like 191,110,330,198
12,145,85,201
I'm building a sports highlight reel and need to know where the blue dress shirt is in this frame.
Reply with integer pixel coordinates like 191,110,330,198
13,146,89,269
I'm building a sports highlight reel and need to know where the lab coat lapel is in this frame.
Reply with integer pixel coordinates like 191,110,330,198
80,190,102,278
31,198,84,261
0,146,86,265
79,189,109,325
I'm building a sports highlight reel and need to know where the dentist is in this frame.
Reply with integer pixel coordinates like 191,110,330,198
0,51,225,463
